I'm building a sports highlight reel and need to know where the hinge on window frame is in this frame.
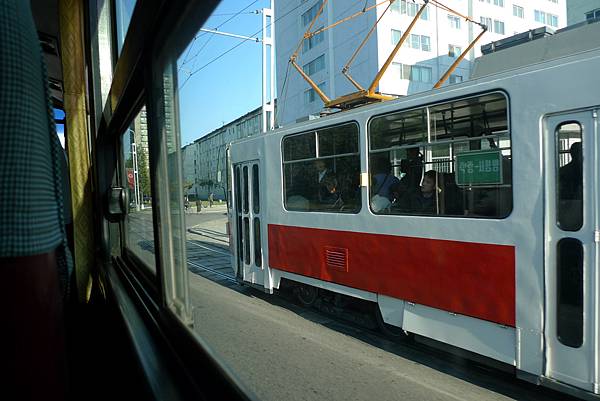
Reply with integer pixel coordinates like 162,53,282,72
595,230,600,243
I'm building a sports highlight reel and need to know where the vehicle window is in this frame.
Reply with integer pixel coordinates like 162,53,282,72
556,122,583,231
121,106,155,271
282,123,361,213
368,92,512,218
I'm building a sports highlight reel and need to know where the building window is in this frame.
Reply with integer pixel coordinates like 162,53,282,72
421,35,431,51
391,62,412,80
391,29,402,45
448,44,462,57
301,0,323,27
479,0,504,5
513,5,524,18
404,34,430,51
534,9,546,24
448,15,461,29
303,54,325,76
535,10,558,27
410,65,432,83
480,16,492,29
391,1,428,20
493,20,505,34
449,74,463,84
302,27,324,53
586,9,600,21
304,82,326,104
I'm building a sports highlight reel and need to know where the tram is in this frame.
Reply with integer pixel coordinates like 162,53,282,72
229,21,600,396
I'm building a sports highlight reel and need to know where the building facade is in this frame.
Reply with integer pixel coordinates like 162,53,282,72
275,0,567,125
567,0,600,25
182,106,265,200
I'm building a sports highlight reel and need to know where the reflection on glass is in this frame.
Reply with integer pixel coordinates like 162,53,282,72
122,106,155,271
115,0,137,55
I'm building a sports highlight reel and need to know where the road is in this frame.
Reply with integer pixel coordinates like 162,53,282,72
126,205,578,401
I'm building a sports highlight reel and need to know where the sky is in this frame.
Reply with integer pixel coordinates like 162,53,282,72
178,0,274,146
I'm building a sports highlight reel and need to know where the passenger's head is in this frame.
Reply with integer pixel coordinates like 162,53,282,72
315,159,327,172
570,142,582,163
322,176,337,193
421,170,438,195
406,147,421,160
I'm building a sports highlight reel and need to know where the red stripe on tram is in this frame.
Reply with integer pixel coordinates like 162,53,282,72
268,224,516,327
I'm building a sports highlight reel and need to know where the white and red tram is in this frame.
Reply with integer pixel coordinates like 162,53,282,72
228,23,600,396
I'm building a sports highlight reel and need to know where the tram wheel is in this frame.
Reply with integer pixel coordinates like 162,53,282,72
374,305,409,339
295,284,319,307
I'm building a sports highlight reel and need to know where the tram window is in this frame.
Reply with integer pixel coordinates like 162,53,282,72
283,131,316,161
556,238,584,348
254,218,262,267
243,166,249,214
243,217,250,265
121,106,156,272
368,92,512,218
556,122,583,231
282,123,361,213
369,108,426,150
252,164,260,214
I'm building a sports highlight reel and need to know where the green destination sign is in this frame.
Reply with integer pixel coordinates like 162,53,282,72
455,150,503,185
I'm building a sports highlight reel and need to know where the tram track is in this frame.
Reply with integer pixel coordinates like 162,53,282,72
187,259,236,282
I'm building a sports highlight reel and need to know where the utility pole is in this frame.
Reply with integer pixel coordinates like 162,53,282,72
131,139,141,211
262,0,275,132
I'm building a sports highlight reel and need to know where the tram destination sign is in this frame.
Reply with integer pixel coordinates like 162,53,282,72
455,150,503,186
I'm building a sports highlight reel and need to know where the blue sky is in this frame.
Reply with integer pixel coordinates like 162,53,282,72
178,0,272,146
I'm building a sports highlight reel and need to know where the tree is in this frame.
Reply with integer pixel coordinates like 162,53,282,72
137,147,151,198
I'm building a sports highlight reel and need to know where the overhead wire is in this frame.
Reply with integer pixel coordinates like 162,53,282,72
180,1,306,90
180,0,260,68
274,61,292,128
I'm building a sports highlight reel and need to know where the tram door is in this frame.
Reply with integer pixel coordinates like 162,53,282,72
544,110,599,391
233,161,265,287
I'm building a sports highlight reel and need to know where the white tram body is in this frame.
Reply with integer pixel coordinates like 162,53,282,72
228,22,600,395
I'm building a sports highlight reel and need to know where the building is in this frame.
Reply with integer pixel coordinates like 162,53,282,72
567,0,600,25
275,0,567,125
182,106,267,200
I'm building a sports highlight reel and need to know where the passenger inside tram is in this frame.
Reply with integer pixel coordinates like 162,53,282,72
370,153,400,212
394,170,440,214
558,141,583,230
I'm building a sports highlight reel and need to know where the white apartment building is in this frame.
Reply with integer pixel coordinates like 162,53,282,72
275,0,567,125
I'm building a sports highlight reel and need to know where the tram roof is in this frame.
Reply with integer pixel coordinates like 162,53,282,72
472,18,600,79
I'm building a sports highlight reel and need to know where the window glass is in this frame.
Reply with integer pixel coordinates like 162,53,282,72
252,164,260,214
557,238,584,348
283,131,316,161
115,0,137,55
243,166,249,214
122,106,155,271
253,217,262,267
283,123,361,213
556,122,583,231
368,93,511,218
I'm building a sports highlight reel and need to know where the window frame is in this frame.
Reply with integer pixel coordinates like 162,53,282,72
87,1,255,399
